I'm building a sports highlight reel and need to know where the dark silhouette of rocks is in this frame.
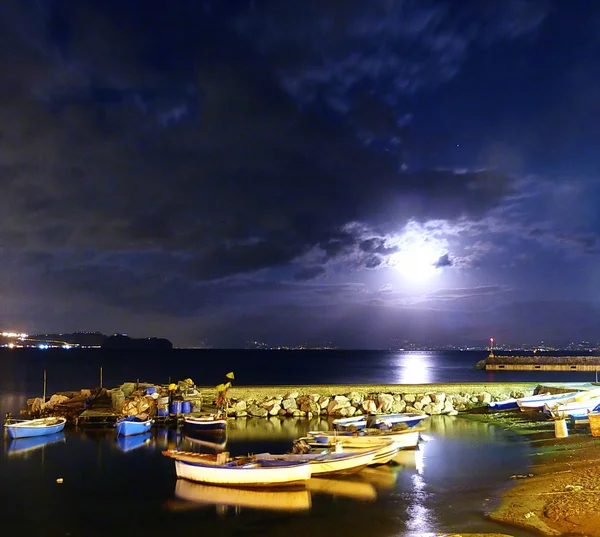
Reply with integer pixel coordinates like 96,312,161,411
101,334,173,350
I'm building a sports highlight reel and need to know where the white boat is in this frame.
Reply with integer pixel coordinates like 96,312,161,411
253,448,376,476
301,438,400,465
4,416,66,439
544,398,600,418
171,479,312,511
333,413,428,430
163,451,311,487
307,427,421,451
514,392,579,411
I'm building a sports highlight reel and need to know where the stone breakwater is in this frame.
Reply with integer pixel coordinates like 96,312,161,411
223,384,539,419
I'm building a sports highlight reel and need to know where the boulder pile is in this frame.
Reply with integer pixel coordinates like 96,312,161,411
225,388,533,419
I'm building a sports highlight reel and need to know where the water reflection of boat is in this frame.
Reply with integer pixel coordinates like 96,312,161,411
116,432,152,452
357,466,400,490
4,416,66,439
307,476,377,501
169,479,312,512
7,432,66,456
183,434,227,452
392,448,417,469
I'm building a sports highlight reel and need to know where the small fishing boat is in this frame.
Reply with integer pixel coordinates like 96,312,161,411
488,392,552,411
300,438,400,465
515,392,579,411
170,479,312,512
183,415,227,433
163,451,311,488
7,432,66,455
4,416,66,439
333,413,428,430
307,427,421,451
116,432,152,452
545,399,600,418
253,447,377,476
115,416,154,437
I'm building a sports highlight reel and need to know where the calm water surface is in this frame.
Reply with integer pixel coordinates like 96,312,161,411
1,416,539,537
2,348,584,536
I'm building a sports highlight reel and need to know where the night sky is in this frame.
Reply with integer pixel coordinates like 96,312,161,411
2,1,599,348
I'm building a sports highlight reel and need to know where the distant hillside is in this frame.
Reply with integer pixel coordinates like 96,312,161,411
101,334,173,350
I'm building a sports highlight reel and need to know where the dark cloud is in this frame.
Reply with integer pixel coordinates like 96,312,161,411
434,253,453,268
293,266,326,281
426,286,507,300
1,1,594,348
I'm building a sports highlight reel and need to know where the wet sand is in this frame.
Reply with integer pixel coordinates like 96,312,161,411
466,411,600,536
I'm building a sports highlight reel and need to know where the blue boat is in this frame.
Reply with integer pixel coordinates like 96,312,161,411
7,432,66,455
116,432,152,452
4,416,66,439
115,416,154,437
183,415,227,433
487,392,577,412
333,413,428,431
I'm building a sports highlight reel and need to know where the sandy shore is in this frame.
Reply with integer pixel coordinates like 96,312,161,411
467,411,600,536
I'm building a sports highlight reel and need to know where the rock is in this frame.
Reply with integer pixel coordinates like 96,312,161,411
233,400,247,413
268,404,281,416
442,400,455,414
419,395,432,406
447,409,459,416
249,406,268,418
403,393,416,403
282,398,297,411
405,405,418,413
235,410,248,418
423,402,444,415
479,392,493,404
334,395,350,406
348,391,365,405
362,399,377,414
284,391,299,400
413,401,423,411
300,400,320,415
431,392,446,404
278,408,287,416
261,399,279,411
391,398,407,413
377,393,394,412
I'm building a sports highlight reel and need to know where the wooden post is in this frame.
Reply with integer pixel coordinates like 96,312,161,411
42,369,47,403
100,366,103,389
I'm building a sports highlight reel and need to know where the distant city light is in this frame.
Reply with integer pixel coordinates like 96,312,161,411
38,344,49,350
2,332,28,338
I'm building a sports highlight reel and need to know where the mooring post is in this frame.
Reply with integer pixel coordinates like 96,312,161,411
100,366,103,389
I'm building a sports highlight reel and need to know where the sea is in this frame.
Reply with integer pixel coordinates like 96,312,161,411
2,348,593,537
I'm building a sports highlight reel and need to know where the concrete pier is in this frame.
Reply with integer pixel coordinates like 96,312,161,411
484,355,600,372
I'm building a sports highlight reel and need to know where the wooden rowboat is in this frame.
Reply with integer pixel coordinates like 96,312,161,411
163,451,311,488
4,416,66,439
307,427,421,451
253,448,377,476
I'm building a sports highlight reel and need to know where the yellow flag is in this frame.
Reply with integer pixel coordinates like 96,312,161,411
225,372,235,379
216,383,226,392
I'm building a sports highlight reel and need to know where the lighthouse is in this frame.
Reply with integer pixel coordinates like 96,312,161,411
488,337,495,358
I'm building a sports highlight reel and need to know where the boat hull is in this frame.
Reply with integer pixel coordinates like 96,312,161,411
333,413,428,430
4,417,66,439
115,419,153,437
308,429,420,451
174,458,311,488
254,449,376,476
183,416,227,432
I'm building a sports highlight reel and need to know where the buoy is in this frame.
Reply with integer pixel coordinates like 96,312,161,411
554,418,568,438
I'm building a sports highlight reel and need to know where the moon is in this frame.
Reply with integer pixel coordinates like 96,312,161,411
391,241,445,282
